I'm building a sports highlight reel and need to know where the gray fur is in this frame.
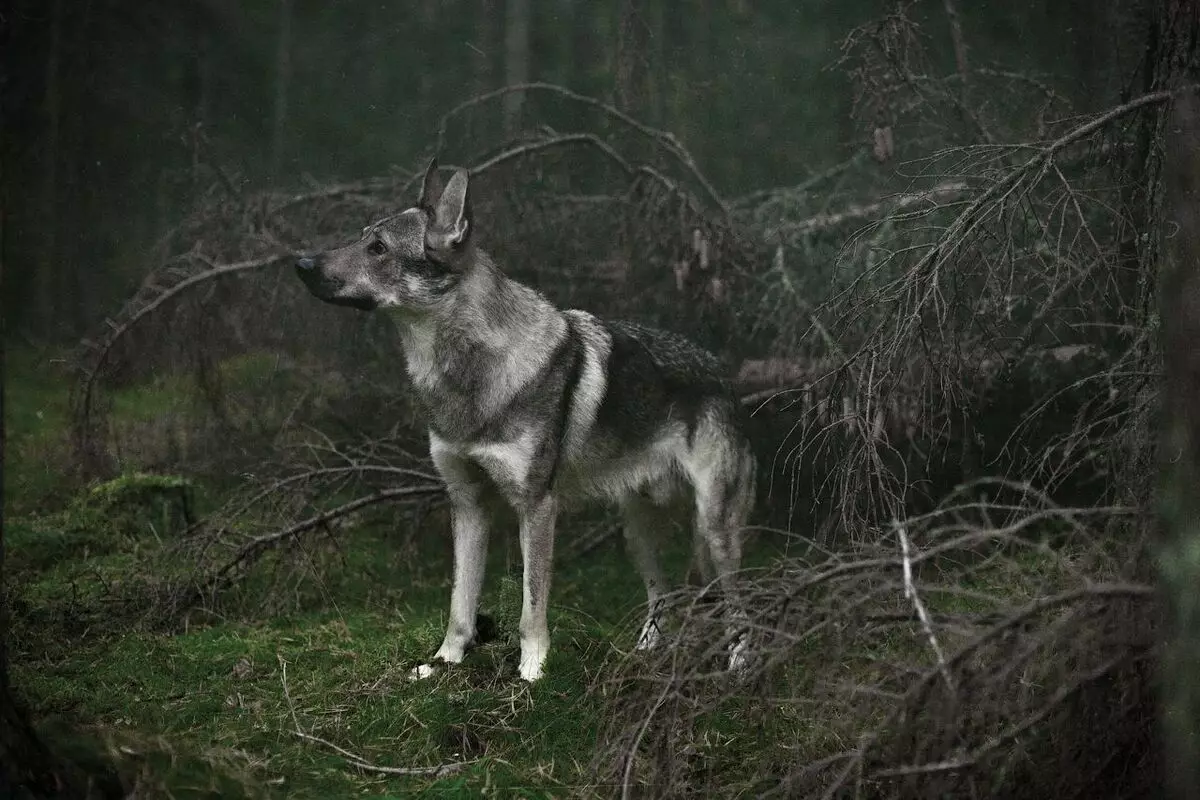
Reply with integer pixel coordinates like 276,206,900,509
295,158,756,681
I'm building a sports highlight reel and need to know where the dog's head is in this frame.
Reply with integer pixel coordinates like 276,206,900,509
295,158,475,313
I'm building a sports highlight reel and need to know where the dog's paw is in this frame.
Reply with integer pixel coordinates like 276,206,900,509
517,635,549,683
408,662,440,681
635,619,662,652
727,633,751,676
517,657,544,683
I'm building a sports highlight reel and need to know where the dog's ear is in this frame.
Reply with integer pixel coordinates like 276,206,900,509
425,168,472,255
417,157,444,213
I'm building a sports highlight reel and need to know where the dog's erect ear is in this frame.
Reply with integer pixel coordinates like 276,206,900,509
425,169,472,254
417,157,444,213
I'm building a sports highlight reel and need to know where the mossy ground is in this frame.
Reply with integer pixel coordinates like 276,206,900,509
4,346,706,796
4,345,1100,797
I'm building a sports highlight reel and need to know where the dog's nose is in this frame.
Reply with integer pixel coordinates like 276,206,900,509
296,256,315,271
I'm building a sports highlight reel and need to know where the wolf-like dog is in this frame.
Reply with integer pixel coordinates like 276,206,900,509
295,159,756,682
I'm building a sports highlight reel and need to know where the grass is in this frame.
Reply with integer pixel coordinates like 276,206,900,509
5,346,76,511
4,344,1115,797
2,341,674,796
8,492,668,797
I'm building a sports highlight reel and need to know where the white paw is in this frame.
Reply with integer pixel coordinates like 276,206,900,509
408,662,439,681
434,640,467,665
518,635,549,682
635,619,661,651
727,632,750,674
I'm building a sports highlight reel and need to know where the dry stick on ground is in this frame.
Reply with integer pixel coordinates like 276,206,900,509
895,521,954,693
834,583,1155,792
277,655,470,779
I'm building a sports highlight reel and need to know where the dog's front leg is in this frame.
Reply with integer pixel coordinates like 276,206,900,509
517,495,558,682
433,483,490,666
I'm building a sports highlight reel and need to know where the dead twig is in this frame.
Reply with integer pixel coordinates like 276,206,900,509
896,521,954,693
435,82,728,215
211,484,444,585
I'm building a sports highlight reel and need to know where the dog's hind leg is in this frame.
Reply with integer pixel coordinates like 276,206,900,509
619,492,671,651
684,423,756,672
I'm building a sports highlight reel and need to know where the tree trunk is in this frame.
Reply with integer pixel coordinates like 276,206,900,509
0,174,107,800
613,0,650,115
61,0,94,337
1161,86,1200,800
503,0,531,136
34,0,62,336
568,0,602,95
270,0,293,183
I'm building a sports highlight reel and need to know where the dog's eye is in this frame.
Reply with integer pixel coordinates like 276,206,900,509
367,240,388,256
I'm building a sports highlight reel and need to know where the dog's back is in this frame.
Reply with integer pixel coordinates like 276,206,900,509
556,315,752,508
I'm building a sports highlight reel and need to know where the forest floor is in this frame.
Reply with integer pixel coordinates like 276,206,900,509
4,344,1103,798
5,344,818,798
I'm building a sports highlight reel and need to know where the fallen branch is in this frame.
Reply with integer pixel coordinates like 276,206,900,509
199,464,442,538
869,648,1148,780
212,484,444,585
72,252,288,452
896,522,954,693
769,180,968,241
913,87,1189,285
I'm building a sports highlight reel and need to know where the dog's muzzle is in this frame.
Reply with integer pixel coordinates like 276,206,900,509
294,255,378,311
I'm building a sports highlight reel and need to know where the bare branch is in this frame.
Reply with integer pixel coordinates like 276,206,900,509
434,82,728,215
896,522,954,693
211,484,444,585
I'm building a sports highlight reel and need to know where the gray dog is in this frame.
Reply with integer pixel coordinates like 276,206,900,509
295,160,755,681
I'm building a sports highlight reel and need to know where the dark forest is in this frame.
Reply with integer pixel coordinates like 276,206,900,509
3,1,1200,797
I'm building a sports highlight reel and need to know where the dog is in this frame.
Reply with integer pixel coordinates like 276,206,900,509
295,159,756,682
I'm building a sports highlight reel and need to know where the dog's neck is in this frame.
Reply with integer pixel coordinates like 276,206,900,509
386,251,568,438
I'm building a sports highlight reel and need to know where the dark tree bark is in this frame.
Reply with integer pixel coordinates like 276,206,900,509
0,157,103,800
503,0,531,136
270,0,294,183
58,0,95,337
34,0,62,335
1162,86,1200,800
613,0,650,115
568,0,601,94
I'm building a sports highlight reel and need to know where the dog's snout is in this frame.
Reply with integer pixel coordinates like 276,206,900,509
296,256,316,271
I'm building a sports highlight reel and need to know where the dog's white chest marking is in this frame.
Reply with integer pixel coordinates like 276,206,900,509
400,321,440,390
430,430,540,505
467,433,538,501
